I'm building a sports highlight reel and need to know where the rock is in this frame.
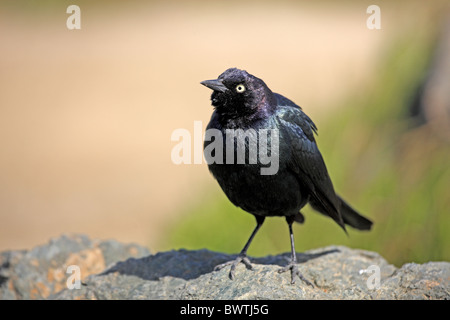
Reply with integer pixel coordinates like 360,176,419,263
0,234,448,300
0,234,149,299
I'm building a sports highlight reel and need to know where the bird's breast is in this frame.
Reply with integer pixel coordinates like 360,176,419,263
207,161,307,217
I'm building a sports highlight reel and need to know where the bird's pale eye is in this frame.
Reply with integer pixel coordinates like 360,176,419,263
235,84,246,93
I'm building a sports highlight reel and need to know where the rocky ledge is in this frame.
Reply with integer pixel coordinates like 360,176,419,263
0,234,448,300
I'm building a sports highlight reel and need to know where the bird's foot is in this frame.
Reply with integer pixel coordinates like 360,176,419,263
278,261,314,287
214,254,253,280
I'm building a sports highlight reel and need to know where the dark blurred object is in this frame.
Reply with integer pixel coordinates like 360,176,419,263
410,14,450,141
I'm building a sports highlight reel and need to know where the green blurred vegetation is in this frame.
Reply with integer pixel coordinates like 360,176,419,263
165,19,449,267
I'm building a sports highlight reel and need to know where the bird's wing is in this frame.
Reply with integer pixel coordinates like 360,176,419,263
275,100,345,230
274,93,317,135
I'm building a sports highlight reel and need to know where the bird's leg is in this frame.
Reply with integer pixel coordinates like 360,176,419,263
214,216,265,280
278,216,314,287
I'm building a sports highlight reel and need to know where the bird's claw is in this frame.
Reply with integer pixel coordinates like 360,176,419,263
214,254,253,280
278,262,314,287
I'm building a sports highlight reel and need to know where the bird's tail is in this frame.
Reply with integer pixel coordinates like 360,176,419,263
338,196,373,231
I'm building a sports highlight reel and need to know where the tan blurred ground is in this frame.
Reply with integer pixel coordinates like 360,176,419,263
0,1,415,251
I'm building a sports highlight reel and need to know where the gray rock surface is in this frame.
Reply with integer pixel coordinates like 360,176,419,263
0,234,149,299
0,234,448,300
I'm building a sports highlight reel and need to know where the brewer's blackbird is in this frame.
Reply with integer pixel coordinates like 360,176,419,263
201,68,372,286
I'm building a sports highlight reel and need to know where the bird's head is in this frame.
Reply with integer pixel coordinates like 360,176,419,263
201,68,275,119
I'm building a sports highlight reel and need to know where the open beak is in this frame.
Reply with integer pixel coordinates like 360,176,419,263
200,79,228,93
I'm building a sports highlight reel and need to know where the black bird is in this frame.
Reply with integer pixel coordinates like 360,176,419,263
201,68,372,285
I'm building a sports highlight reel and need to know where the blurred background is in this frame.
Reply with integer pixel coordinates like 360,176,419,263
0,0,448,267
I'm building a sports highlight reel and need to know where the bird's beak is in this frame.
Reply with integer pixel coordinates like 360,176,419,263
200,79,228,93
